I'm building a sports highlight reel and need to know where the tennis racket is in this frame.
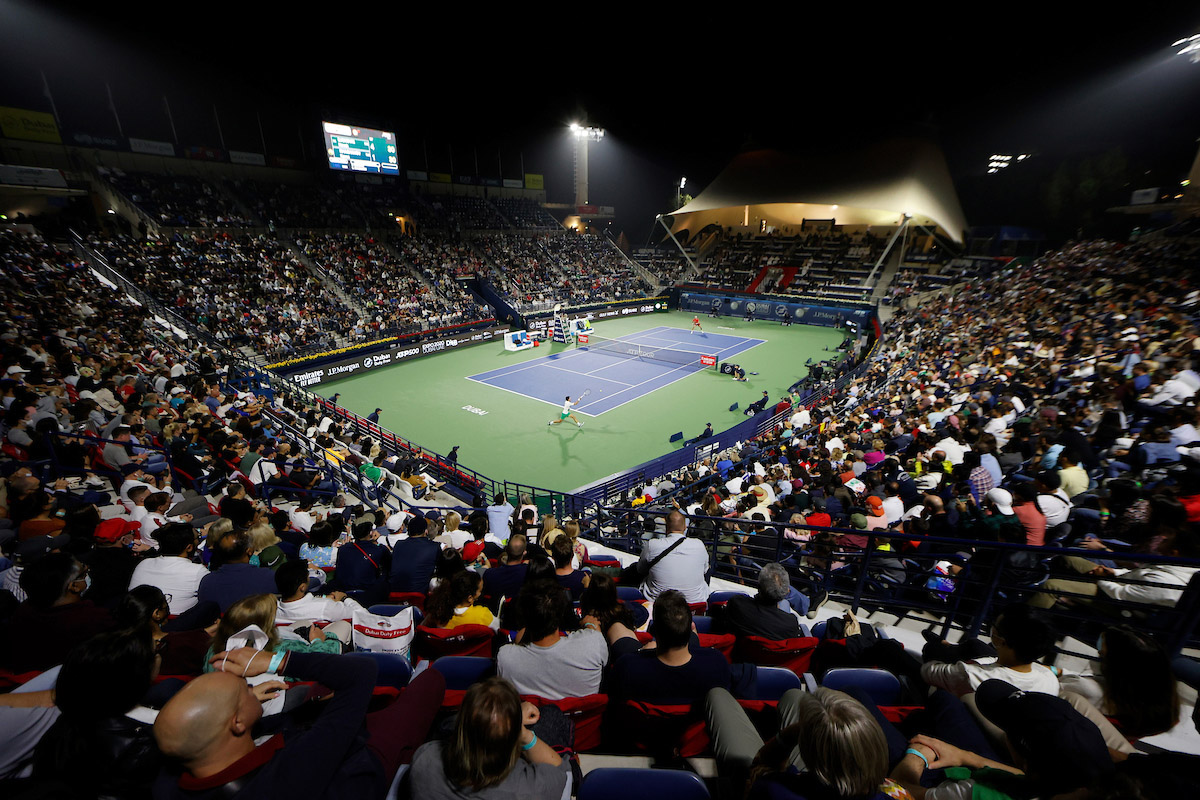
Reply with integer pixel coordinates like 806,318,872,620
580,388,592,399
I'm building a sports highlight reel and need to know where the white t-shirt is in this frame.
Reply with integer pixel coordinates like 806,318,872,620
276,594,364,624
920,658,1060,697
128,556,210,614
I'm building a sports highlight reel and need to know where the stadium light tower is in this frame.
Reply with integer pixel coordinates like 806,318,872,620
570,122,604,208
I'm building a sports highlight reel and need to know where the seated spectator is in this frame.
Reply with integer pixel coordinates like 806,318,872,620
705,685,904,798
481,533,530,607
205,593,344,672
30,629,163,797
155,648,445,798
246,521,287,572
578,573,649,632
549,534,588,600
920,604,1059,696
425,570,499,631
388,515,439,593
274,560,364,626
637,510,710,603
1030,528,1200,611
722,563,804,639
893,679,1115,799
196,529,278,613
409,677,570,799
128,523,209,616
1059,625,1180,738
1,552,114,672
437,510,471,551
334,520,391,605
605,589,731,704
117,585,215,676
299,520,340,569
84,517,146,607
497,580,607,700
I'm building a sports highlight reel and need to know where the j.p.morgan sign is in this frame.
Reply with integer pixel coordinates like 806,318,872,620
283,326,507,387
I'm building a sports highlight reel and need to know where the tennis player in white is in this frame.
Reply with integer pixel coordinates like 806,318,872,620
549,396,583,428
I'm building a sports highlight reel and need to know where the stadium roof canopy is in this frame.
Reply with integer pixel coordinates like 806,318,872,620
668,140,968,243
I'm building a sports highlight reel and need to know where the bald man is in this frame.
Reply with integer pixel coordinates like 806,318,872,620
153,648,444,798
636,510,710,604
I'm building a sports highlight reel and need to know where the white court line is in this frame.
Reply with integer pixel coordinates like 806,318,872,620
467,325,766,416
546,363,634,386
464,375,598,417
578,338,766,415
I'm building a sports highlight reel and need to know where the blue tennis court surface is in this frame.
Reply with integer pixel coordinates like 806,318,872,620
467,326,765,416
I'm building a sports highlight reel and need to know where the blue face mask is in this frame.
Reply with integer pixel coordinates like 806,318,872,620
249,554,261,567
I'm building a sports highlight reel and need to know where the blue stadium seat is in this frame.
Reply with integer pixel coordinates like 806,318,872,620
355,652,412,689
752,666,802,700
617,586,646,603
707,590,742,608
578,768,709,800
820,667,902,705
430,656,493,689
692,615,713,634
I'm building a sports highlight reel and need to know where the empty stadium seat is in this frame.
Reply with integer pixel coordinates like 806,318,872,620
820,667,902,705
579,768,709,800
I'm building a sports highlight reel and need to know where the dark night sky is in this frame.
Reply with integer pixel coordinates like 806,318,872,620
3,1,1200,241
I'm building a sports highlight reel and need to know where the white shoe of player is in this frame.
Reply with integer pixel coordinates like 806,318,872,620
578,422,583,427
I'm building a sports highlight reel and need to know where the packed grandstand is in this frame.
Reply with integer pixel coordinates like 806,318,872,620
1,139,1200,800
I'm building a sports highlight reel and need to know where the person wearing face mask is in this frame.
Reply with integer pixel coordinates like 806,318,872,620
1,551,115,672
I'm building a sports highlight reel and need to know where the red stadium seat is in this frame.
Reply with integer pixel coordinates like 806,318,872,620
735,635,820,674
614,700,710,757
386,591,426,612
522,693,608,752
412,624,495,662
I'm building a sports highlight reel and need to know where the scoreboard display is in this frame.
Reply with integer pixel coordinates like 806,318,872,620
322,121,399,175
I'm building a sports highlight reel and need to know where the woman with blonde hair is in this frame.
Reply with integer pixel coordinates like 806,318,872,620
202,593,344,674
563,518,588,567
438,510,471,550
540,514,557,543
247,521,287,571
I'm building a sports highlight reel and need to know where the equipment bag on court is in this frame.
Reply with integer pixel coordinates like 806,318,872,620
351,606,415,662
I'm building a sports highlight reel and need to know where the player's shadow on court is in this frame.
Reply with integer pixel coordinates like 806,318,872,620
548,427,585,467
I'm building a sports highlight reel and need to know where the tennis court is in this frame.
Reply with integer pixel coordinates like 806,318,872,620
314,311,845,490
466,326,765,415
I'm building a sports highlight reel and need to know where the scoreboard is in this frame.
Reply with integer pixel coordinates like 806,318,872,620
322,121,399,175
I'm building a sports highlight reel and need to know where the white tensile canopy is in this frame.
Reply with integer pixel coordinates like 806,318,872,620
668,140,968,243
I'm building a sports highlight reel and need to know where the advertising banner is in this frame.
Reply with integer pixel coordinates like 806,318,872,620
527,299,669,331
185,145,224,162
524,173,544,190
0,165,67,189
128,137,175,157
0,107,61,144
70,131,123,149
279,325,507,387
429,172,452,184
406,170,429,181
502,178,523,189
229,150,266,166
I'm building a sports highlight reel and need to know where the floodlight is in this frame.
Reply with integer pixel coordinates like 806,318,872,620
1174,32,1200,62
679,177,687,189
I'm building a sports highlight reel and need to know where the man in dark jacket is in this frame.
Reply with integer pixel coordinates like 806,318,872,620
387,516,439,594
722,563,803,639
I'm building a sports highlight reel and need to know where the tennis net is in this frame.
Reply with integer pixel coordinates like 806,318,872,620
576,334,716,370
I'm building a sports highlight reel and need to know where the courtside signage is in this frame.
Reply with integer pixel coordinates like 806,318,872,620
279,325,507,387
